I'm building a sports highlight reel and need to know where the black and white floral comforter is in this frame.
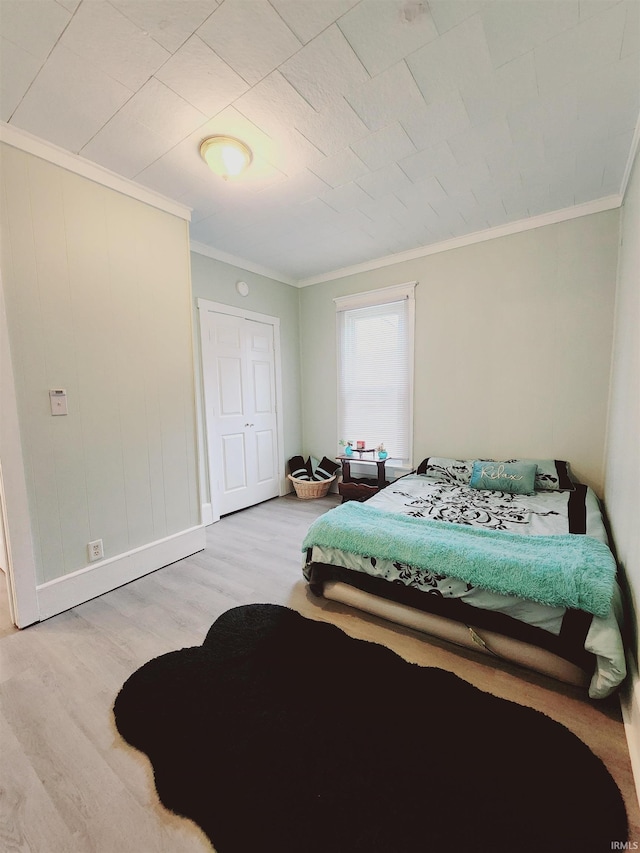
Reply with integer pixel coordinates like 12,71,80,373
305,472,626,699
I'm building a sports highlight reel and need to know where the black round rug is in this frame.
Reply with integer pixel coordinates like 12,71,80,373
113,603,627,852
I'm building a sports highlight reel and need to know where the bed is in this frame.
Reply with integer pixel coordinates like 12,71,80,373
302,457,626,699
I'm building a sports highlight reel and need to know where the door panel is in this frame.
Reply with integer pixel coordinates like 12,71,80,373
252,361,272,413
221,433,247,492
218,357,243,415
202,311,280,516
255,429,276,482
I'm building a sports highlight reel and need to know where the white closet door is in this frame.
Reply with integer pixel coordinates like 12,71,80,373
203,311,279,516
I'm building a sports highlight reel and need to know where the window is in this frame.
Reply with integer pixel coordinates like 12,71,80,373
335,282,415,464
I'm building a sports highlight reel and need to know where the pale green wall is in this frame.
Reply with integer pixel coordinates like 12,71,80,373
605,145,640,674
299,209,620,495
190,251,302,507
0,144,199,583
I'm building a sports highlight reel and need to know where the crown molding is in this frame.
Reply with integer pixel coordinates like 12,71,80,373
0,123,191,221
189,240,296,286
296,194,623,287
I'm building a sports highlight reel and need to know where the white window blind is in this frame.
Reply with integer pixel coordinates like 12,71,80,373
335,283,415,463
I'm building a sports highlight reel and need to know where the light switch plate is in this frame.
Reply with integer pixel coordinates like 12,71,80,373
49,389,68,416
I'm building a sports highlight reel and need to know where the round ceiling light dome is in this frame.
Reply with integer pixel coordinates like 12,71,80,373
200,136,253,180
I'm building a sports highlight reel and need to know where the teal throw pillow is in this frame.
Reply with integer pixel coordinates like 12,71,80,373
469,460,537,495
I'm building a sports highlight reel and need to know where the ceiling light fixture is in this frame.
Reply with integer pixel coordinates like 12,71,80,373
200,135,253,180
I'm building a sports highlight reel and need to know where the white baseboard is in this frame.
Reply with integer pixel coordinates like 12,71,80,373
36,525,206,620
621,668,640,810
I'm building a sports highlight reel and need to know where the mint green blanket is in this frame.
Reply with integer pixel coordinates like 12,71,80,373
302,502,617,618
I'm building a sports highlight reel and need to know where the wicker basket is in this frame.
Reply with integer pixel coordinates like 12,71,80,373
288,474,336,499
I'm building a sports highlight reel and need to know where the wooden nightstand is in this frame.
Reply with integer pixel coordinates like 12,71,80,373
337,454,393,502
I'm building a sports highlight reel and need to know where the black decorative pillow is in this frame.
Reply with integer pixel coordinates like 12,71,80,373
288,455,311,480
313,457,340,481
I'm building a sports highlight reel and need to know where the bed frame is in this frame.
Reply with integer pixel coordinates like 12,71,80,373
320,579,591,689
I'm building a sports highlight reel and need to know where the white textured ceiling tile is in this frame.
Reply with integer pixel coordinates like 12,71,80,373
574,150,606,201
499,189,529,220
429,202,469,236
358,193,411,222
154,36,249,117
0,37,43,121
197,0,301,86
472,176,520,208
270,0,359,44
309,147,370,188
534,2,627,96
602,145,632,193
10,44,133,152
263,127,325,178
435,159,491,196
524,186,552,218
253,169,329,205
474,196,509,227
391,201,439,233
280,24,369,111
325,207,375,233
579,0,623,21
120,78,206,143
580,130,634,192
428,1,486,35
621,0,640,57
55,0,81,11
355,162,413,199
350,123,416,171
576,54,640,140
319,181,375,212
543,127,584,162
360,214,404,249
407,15,494,102
346,60,425,132
448,117,512,167
395,175,449,208
456,196,490,230
400,92,471,150
294,98,369,156
337,0,438,76
61,0,170,90
549,175,577,210
110,0,220,53
135,160,202,200
508,89,578,154
295,197,338,229
234,71,316,137
135,144,213,199
80,113,172,178
481,0,579,69
488,138,546,179
398,142,458,183
461,51,537,126
0,0,70,60
180,191,228,224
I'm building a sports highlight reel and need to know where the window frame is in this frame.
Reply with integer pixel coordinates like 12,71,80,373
334,281,416,468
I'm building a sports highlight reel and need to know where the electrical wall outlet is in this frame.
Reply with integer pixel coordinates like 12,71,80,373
88,539,103,562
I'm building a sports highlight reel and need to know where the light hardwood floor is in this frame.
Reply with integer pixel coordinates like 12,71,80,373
1,494,638,851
